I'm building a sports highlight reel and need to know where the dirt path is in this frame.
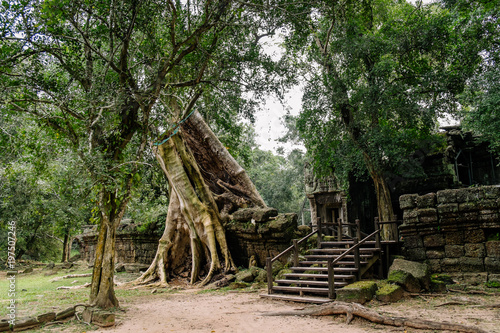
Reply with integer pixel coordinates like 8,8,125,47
93,287,500,333
95,290,378,333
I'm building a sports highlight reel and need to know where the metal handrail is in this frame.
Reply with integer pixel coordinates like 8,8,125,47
270,229,318,263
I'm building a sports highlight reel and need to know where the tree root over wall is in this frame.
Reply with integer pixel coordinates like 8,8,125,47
261,301,487,333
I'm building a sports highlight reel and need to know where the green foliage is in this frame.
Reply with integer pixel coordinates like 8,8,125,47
0,116,92,261
449,0,500,153
279,0,484,192
245,148,307,220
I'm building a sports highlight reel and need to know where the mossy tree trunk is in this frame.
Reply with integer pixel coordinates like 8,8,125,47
135,111,266,286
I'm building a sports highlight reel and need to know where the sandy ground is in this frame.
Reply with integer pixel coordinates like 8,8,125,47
94,287,500,333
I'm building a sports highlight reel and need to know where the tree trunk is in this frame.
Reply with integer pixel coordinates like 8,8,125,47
61,229,71,263
89,217,119,309
135,111,264,286
364,154,397,241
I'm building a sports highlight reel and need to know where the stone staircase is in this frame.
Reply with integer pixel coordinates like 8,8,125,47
261,218,389,304
262,238,381,303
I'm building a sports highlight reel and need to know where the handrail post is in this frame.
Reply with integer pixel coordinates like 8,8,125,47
353,237,361,281
317,217,323,247
374,217,381,250
327,258,335,299
337,218,342,242
266,257,273,294
374,217,384,279
292,239,299,267
355,219,361,241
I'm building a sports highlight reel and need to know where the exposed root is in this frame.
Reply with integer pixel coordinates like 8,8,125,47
56,282,91,290
261,301,488,333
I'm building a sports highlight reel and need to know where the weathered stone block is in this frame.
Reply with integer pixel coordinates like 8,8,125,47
417,193,436,208
253,207,279,222
438,203,458,216
477,200,498,210
464,243,486,258
423,234,445,248
462,272,488,285
268,213,297,232
387,270,421,293
232,209,254,222
235,269,255,282
478,212,499,223
445,245,464,258
336,281,378,304
403,209,418,220
445,231,464,245
426,259,442,273
404,247,426,261
375,283,404,303
485,257,500,273
441,258,462,272
437,189,457,204
426,249,445,259
458,202,479,212
459,257,484,272
464,229,485,243
456,187,480,203
486,241,500,257
402,235,423,249
389,258,431,290
488,273,500,283
400,194,418,210
482,186,500,200
418,208,438,217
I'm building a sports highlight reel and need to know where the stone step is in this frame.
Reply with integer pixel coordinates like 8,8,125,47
259,294,333,304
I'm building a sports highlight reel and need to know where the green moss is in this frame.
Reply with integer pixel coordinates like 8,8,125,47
431,274,454,285
376,283,400,296
388,270,408,284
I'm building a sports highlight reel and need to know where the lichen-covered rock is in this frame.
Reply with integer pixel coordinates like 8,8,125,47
387,270,421,293
389,258,431,290
375,282,403,302
232,207,278,222
336,281,378,304
268,213,297,232
253,207,278,222
400,194,418,210
235,269,255,283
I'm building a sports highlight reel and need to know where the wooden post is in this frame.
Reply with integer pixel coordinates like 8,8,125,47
292,239,299,267
353,237,361,281
374,217,384,278
266,257,273,294
327,258,335,299
337,218,342,242
355,219,361,241
317,217,323,248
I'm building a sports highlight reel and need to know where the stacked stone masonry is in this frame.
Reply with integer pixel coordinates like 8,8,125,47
399,186,500,283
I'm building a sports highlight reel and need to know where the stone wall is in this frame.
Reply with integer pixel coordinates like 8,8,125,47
77,208,300,268
77,230,159,265
225,211,300,267
399,185,500,282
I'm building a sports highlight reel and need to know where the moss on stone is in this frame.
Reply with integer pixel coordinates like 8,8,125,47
375,281,404,302
336,281,378,304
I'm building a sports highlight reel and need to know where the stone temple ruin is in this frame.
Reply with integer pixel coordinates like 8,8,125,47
77,127,500,287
